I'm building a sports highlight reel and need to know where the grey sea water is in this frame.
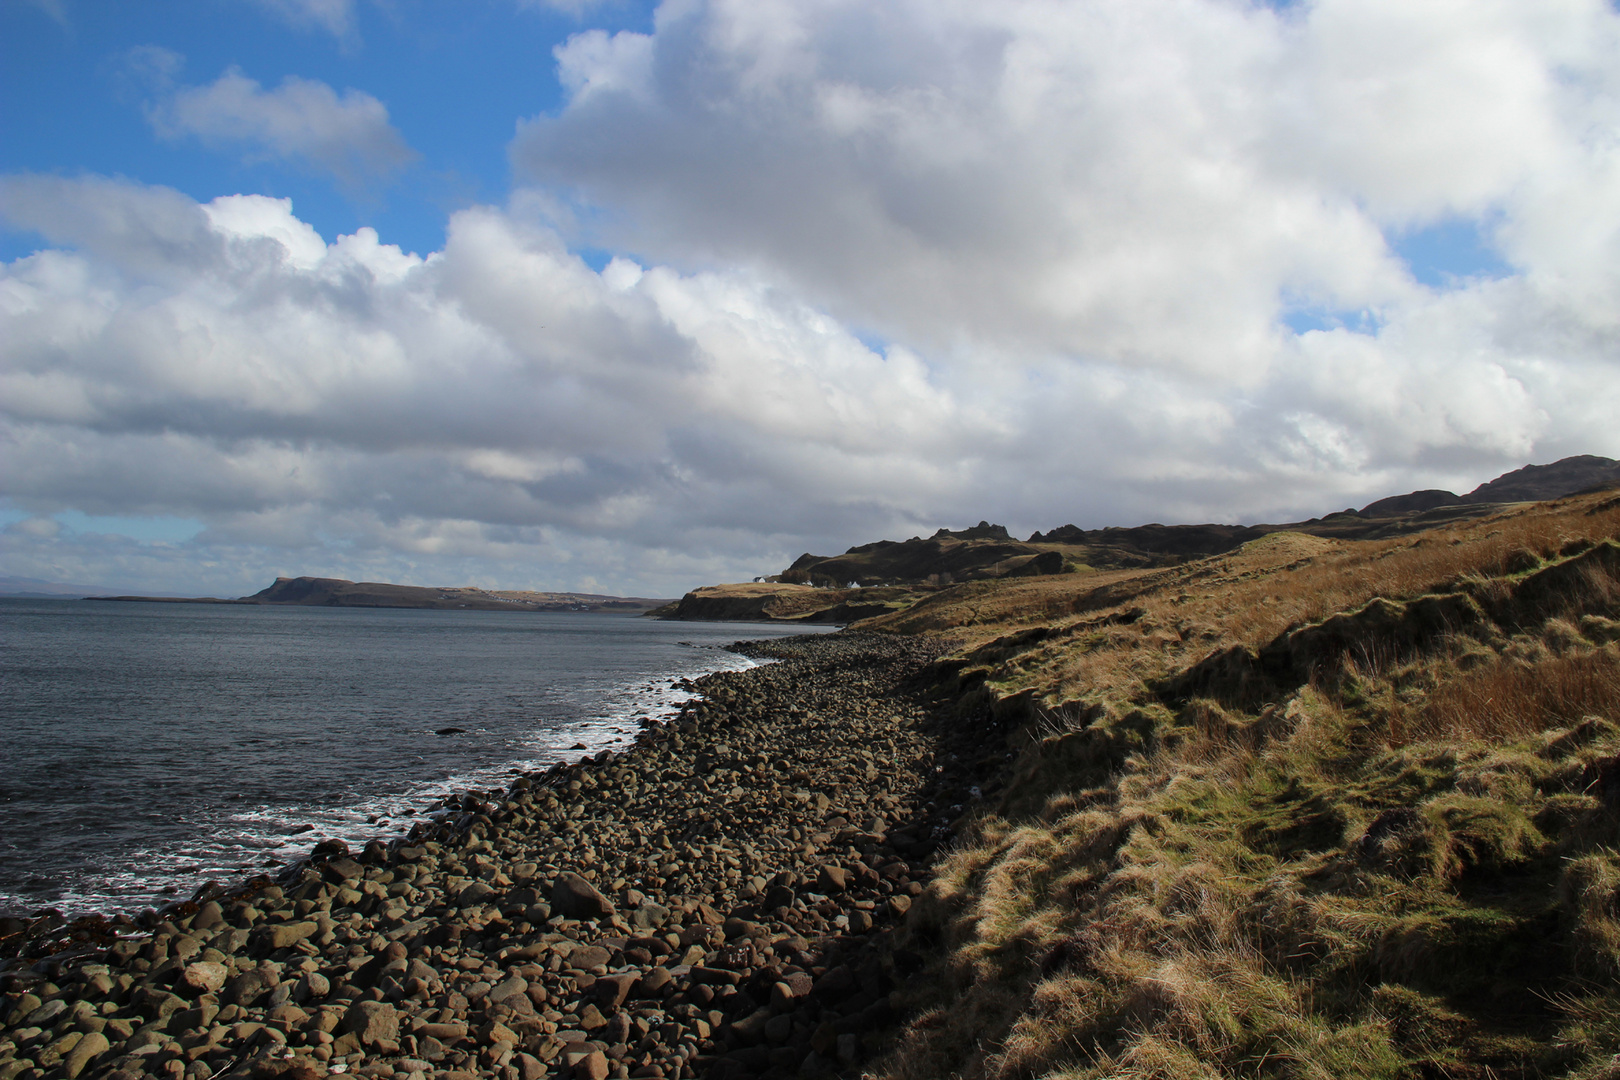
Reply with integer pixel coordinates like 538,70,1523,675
0,598,830,918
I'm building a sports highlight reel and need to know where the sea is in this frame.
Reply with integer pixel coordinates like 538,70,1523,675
0,598,832,919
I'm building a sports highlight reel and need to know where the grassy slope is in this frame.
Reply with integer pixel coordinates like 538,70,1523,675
861,489,1620,1080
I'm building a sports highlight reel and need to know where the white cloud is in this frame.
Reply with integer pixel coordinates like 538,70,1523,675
147,68,417,188
513,0,1399,377
0,177,996,593
6,0,1620,596
7,516,62,540
512,0,1620,383
3,171,1617,597
554,30,658,102
1274,0,1573,225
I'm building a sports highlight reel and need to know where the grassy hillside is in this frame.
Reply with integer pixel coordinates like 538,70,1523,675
857,487,1620,1079
656,459,1620,623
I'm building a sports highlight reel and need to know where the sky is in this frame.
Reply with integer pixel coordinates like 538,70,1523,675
3,0,1619,598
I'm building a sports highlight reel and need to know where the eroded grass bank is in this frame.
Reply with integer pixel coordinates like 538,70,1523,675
869,489,1620,1080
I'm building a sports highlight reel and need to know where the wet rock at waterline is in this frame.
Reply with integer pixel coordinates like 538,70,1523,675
0,633,1009,1080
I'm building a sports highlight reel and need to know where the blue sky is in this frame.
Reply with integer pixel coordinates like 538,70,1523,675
2,0,1617,597
1,1,657,260
2,1,1514,282
1392,219,1514,288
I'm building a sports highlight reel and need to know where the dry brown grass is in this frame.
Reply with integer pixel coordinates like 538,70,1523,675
1560,854,1620,980
863,567,1169,642
887,491,1620,714
871,490,1620,1080
1213,498,1620,644
1402,645,1620,744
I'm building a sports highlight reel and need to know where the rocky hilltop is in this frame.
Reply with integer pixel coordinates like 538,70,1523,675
779,524,1061,588
1361,453,1620,514
647,585,911,626
657,455,1620,622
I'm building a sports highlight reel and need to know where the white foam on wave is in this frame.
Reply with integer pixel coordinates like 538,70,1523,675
25,647,768,917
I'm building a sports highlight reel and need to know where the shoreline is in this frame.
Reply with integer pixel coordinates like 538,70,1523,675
0,612,819,923
0,631,999,1080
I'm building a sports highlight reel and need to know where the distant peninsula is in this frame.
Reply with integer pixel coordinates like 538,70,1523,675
87,575,672,612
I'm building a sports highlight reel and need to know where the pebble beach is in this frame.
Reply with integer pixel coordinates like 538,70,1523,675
0,631,1006,1080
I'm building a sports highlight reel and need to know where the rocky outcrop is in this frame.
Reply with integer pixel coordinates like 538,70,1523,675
785,457,1620,593
1026,522,1268,557
780,531,1071,588
1358,489,1465,517
1356,456,1620,517
648,586,921,624
1458,454,1620,505
649,588,823,623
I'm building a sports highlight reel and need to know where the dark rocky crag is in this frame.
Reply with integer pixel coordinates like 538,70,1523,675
0,634,1009,1080
778,523,1057,589
647,590,914,626
756,455,1620,599
1034,454,1620,557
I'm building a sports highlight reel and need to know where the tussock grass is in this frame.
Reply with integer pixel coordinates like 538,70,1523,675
869,492,1620,711
1560,854,1620,980
1407,645,1620,744
871,489,1620,1080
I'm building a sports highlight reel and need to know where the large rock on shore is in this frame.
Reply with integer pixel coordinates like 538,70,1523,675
256,919,318,949
60,1030,108,1078
551,871,615,919
343,1000,400,1050
179,960,228,994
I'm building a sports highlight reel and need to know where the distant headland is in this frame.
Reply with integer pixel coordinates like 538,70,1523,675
87,575,672,612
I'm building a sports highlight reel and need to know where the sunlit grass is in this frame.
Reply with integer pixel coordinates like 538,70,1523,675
872,488,1620,1080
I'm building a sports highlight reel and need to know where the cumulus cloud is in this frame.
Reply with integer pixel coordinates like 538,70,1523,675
0,177,987,593
512,0,1620,379
5,0,1620,595
146,68,417,189
2,169,1616,597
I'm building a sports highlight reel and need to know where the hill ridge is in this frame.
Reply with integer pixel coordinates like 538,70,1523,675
653,454,1620,622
